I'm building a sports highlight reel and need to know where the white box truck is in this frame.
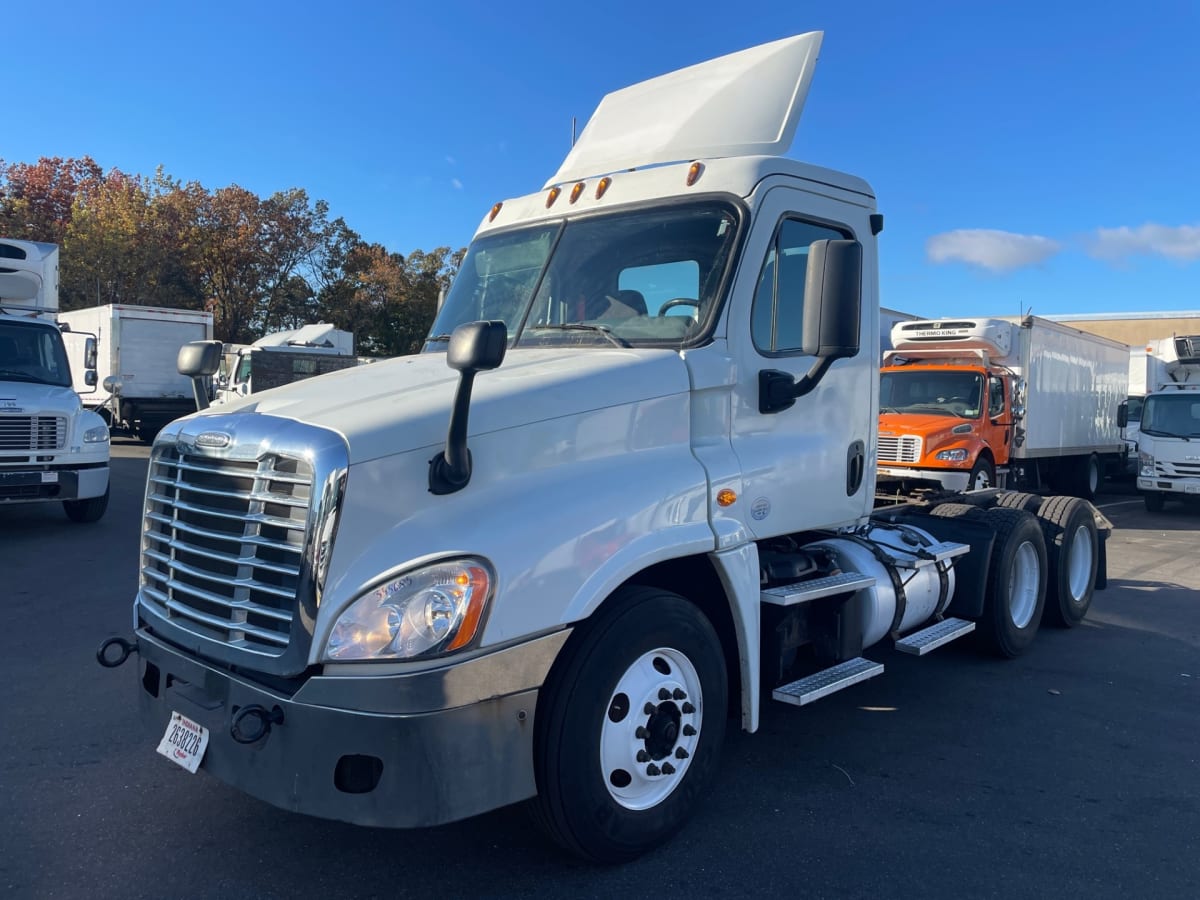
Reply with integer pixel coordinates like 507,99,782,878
1136,334,1200,510
59,304,214,441
878,316,1129,498
1121,344,1171,477
0,239,110,521
99,33,1112,861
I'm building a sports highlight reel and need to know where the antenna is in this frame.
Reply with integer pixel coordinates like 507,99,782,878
571,116,577,147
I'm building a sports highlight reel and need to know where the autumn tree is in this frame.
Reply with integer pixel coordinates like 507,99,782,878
0,156,103,244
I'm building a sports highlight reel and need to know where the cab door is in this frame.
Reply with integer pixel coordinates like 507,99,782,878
725,184,876,537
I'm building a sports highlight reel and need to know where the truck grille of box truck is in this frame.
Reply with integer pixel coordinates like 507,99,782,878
0,415,67,451
877,435,922,463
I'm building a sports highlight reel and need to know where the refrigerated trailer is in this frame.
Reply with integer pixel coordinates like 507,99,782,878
100,33,1112,862
59,304,213,441
877,316,1129,499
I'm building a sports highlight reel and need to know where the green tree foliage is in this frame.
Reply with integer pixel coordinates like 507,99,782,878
0,156,465,352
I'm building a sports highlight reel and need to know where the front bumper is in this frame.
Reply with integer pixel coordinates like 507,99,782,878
1137,476,1200,496
135,626,569,827
877,466,970,492
0,464,109,503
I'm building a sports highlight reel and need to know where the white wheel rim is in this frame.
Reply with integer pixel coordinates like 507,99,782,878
599,647,703,811
1067,524,1094,602
1008,540,1040,629
1088,459,1100,494
972,468,991,490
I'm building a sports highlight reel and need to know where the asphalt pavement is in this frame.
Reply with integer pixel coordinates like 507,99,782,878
1,440,1197,899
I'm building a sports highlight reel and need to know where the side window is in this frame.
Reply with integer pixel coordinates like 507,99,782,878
751,217,848,354
988,376,1005,418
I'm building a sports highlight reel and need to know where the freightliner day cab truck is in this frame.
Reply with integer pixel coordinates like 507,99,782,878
1136,335,1200,511
0,239,111,521
877,316,1129,499
98,34,1112,862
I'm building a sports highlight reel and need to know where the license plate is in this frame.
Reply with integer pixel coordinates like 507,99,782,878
41,472,58,483
156,711,209,774
1185,483,1200,495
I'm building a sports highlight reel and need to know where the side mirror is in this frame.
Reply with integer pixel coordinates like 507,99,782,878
429,321,507,494
177,340,224,411
760,239,862,414
1117,401,1128,429
85,370,97,387
102,375,122,395
83,337,97,370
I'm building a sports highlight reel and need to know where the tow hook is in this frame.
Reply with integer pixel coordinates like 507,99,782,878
230,704,285,744
96,637,138,668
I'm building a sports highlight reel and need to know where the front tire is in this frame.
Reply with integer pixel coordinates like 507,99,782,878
968,457,995,491
1143,492,1166,513
63,486,109,523
530,586,728,863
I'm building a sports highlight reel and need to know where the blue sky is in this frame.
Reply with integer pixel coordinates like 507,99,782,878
3,0,1197,318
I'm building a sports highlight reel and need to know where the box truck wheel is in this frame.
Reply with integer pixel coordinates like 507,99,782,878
1034,496,1097,627
1143,491,1165,513
930,505,1046,657
63,486,109,523
967,457,995,491
530,586,727,863
1073,453,1102,501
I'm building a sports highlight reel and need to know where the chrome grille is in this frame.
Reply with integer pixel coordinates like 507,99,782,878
1156,460,1200,477
140,445,313,655
0,415,66,451
878,435,922,464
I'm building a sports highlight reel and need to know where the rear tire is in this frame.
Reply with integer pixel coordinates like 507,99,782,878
1035,496,1098,627
530,586,728,863
1073,454,1102,501
995,491,1042,513
63,486,109,523
979,507,1047,657
1143,492,1165,513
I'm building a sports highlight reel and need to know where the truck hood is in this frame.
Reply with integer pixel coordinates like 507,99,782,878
878,412,975,437
0,380,82,416
188,348,692,465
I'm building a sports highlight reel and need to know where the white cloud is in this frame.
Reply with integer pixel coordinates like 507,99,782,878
446,155,457,166
450,178,463,190
1086,223,1200,263
926,229,1061,272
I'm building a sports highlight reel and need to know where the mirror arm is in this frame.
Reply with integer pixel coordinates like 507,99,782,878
759,357,835,414
429,371,477,494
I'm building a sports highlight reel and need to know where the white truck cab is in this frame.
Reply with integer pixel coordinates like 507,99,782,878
105,34,1109,862
1136,335,1200,511
1,239,110,521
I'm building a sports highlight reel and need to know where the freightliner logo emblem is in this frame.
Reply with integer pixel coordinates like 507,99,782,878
195,431,232,449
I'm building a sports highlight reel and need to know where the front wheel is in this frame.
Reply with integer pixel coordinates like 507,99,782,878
1143,492,1165,513
63,486,109,523
530,586,728,863
968,457,995,491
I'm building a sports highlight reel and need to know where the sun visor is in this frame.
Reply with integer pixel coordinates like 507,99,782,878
546,31,823,188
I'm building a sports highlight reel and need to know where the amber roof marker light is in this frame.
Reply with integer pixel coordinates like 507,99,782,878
686,162,704,187
546,186,561,208
488,202,503,222
595,176,612,199
570,182,586,204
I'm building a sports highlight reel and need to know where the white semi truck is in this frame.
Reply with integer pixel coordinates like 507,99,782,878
1136,334,1200,511
59,303,214,442
213,323,357,404
0,239,110,521
99,34,1111,862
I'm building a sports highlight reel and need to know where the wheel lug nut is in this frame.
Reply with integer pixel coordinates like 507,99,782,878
646,764,661,776
658,688,671,701
637,750,649,763
644,702,656,715
635,726,648,739
675,747,689,759
673,689,686,700
683,724,696,736
682,702,695,714
661,762,676,775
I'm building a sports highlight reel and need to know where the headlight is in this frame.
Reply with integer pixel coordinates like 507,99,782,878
1139,450,1155,477
936,449,968,462
324,558,493,661
83,425,110,443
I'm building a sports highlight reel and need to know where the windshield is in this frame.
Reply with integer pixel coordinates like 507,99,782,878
1126,396,1144,424
426,201,741,350
880,369,984,418
0,320,73,387
1141,393,1200,438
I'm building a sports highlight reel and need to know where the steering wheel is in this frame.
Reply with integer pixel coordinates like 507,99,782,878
657,297,701,316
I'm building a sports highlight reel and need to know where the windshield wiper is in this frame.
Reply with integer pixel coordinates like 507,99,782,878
526,323,632,348
1141,427,1190,441
425,334,454,343
0,370,46,383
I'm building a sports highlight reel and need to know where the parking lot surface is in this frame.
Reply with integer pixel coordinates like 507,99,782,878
2,439,1197,899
